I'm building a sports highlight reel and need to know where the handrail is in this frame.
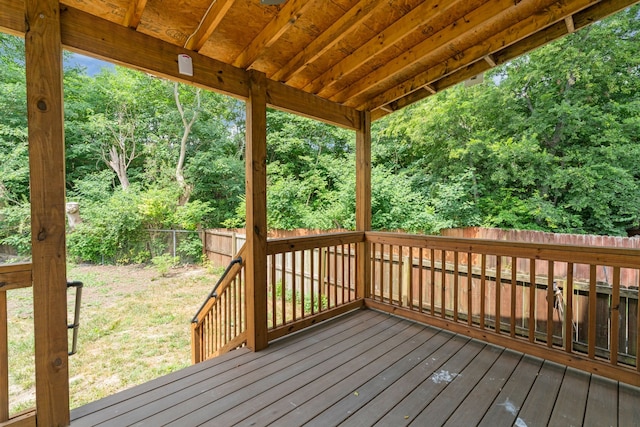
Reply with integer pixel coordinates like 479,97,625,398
67,281,83,356
191,244,247,363
192,244,246,324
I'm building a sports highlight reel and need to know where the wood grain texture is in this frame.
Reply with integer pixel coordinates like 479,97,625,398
245,70,268,352
24,0,69,425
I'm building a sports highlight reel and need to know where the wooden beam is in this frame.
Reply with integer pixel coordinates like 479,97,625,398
245,70,268,352
356,111,371,299
337,0,569,106
363,0,597,112
122,0,147,29
270,0,384,82
233,0,315,69
60,6,250,98
184,0,237,51
56,6,359,129
24,0,70,425
305,0,484,95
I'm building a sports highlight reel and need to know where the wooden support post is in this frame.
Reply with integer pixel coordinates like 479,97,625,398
24,0,70,425
356,110,371,300
245,70,268,352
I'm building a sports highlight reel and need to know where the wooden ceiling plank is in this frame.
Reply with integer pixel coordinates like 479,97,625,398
185,0,237,51
0,0,25,35
270,0,384,82
123,0,148,29
340,0,580,107
371,0,637,120
233,0,316,69
359,0,596,110
58,6,359,129
305,0,485,96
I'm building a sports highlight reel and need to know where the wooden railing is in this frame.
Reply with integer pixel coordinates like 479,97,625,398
365,231,640,386
192,232,366,363
191,245,247,364
266,232,365,341
0,263,36,426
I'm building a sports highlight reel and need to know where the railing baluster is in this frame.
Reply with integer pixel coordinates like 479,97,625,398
511,256,517,338
301,249,306,317
333,246,338,309
388,245,393,305
565,263,574,353
547,261,555,348
409,247,414,310
281,252,287,324
453,251,459,322
398,246,404,307
495,256,502,333
480,254,486,330
292,250,297,322
441,250,446,319
271,255,276,327
341,244,346,305
611,266,621,365
529,260,536,343
418,248,424,313
310,249,316,315
430,248,435,316
348,243,353,301
467,252,472,326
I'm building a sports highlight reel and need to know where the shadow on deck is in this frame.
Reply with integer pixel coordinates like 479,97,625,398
71,309,640,426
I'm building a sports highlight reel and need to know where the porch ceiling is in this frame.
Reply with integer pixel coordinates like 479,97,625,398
1,0,638,125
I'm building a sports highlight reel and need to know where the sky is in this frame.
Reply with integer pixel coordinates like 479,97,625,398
65,52,114,76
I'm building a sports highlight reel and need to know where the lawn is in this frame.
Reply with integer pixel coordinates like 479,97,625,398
6,262,220,415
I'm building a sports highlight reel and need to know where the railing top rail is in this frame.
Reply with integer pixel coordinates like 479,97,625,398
266,231,365,255
0,262,32,292
365,231,640,269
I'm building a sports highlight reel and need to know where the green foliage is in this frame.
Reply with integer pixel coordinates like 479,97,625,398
151,254,180,277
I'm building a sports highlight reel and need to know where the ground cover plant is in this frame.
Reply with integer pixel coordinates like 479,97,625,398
6,262,219,414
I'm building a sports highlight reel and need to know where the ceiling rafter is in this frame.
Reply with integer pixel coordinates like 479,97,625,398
333,0,566,106
371,0,635,120
356,0,598,110
184,0,237,51
303,0,486,96
565,15,576,32
233,0,316,69
269,0,384,83
123,0,147,29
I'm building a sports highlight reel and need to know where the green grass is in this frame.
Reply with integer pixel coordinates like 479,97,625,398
5,263,218,415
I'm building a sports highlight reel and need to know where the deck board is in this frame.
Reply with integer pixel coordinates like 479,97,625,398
548,367,590,427
583,375,618,427
516,360,565,426
70,309,640,427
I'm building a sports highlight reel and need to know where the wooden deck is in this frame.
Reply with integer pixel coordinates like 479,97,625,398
71,309,640,427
